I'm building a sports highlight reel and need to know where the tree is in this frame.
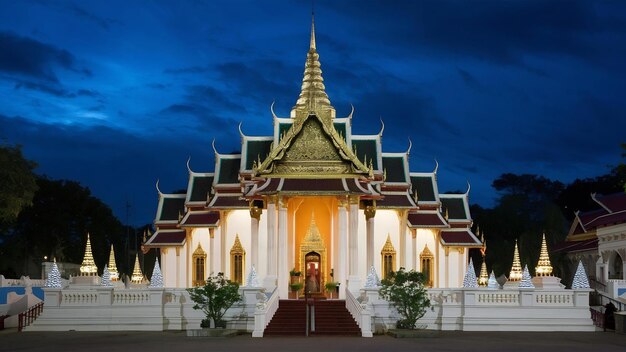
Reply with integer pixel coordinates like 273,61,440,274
187,272,241,328
0,177,125,277
0,144,38,223
379,268,431,329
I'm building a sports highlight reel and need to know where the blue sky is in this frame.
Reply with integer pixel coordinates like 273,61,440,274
1,0,625,225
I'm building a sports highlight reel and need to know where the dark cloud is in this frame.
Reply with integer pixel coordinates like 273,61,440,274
0,113,210,224
164,66,211,75
14,80,71,97
63,3,121,30
457,68,481,89
327,0,621,67
0,32,82,82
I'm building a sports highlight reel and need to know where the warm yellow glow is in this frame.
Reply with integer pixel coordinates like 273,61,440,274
509,241,523,281
80,233,98,276
478,258,488,286
107,244,119,280
535,233,553,276
292,197,333,284
131,254,144,283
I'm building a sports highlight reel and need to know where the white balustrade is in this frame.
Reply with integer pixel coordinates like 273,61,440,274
252,288,279,337
345,288,373,337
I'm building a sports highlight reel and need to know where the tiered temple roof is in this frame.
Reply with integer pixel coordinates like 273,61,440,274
146,16,481,249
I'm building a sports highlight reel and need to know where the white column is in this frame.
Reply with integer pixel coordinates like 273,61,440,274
250,207,261,272
337,198,348,299
348,198,361,292
445,247,450,288
175,247,181,288
220,211,227,273
365,205,376,270
399,210,407,269
277,197,289,298
209,228,215,275
411,229,417,270
264,200,277,290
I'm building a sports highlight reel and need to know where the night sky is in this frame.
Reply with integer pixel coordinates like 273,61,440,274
1,1,625,225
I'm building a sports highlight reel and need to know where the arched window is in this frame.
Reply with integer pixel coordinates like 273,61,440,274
381,234,396,280
192,243,207,287
230,234,246,285
420,245,434,287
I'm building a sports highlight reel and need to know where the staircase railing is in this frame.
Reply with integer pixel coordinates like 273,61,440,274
345,288,373,337
591,290,624,311
252,288,279,337
18,302,44,332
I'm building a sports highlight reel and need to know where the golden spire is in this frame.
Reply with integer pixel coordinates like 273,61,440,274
478,257,488,286
382,234,396,253
292,14,335,116
80,233,98,276
509,240,523,281
107,244,119,281
130,254,144,283
535,233,553,276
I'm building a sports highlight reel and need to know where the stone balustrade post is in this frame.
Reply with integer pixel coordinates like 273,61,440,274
96,287,114,306
42,288,62,307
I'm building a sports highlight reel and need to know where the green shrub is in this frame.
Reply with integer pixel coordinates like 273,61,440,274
379,267,431,329
187,272,241,328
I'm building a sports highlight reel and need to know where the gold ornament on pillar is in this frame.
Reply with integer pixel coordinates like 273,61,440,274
535,233,553,276
107,244,119,281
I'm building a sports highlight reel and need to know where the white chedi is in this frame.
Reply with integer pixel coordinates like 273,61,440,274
45,260,63,288
487,271,499,289
148,258,164,288
463,258,479,288
245,265,261,287
364,265,381,288
101,265,113,287
571,260,590,289
518,265,535,288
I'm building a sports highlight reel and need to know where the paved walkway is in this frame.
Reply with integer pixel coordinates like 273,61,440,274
1,330,625,352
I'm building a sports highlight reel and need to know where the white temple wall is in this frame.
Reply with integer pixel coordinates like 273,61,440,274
373,210,400,277
224,210,252,284
161,247,177,287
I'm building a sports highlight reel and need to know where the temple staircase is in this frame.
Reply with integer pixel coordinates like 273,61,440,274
263,299,360,336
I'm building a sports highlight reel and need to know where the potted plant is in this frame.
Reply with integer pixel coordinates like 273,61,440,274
290,282,303,299
187,272,242,329
379,267,433,337
289,268,301,284
325,281,338,299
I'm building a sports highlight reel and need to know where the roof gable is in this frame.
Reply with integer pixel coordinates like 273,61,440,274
256,113,370,178
410,175,437,202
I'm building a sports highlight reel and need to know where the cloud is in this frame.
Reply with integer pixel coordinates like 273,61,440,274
163,66,211,75
0,113,209,225
326,0,616,67
0,32,84,82
14,80,71,97
63,3,121,30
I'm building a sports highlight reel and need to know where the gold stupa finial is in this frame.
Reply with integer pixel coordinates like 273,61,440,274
80,233,98,276
382,234,395,253
535,233,553,276
310,13,316,50
292,13,334,116
131,254,144,283
107,244,119,281
509,240,523,281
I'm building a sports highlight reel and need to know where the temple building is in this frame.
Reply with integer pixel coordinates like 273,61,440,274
144,18,482,298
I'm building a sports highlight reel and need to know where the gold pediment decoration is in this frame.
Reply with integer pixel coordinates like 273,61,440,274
255,112,371,178
420,244,433,258
381,234,396,254
301,215,326,251
230,234,245,255
193,243,206,256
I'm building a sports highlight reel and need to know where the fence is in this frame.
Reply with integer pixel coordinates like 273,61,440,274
18,302,44,331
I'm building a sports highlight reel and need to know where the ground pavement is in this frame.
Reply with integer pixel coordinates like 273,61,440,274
1,330,625,352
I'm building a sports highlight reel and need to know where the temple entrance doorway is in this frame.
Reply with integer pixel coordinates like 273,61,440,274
305,252,321,294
